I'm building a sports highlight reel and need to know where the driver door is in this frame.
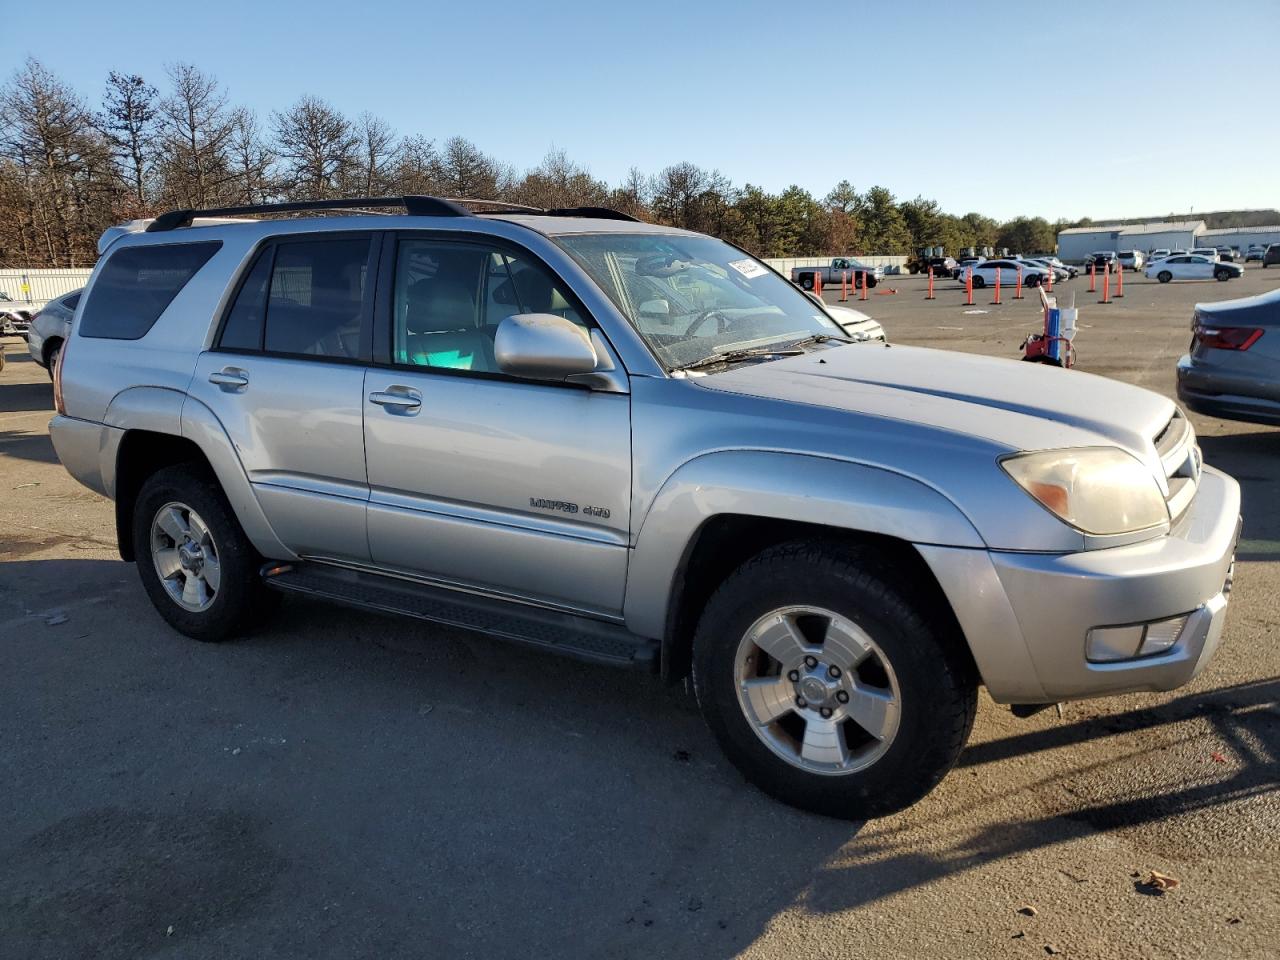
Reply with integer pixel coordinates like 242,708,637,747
361,235,632,616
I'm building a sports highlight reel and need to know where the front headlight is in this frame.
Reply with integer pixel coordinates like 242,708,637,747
1001,447,1168,535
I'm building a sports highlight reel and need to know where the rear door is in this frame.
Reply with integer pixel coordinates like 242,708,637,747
360,233,632,616
188,233,379,562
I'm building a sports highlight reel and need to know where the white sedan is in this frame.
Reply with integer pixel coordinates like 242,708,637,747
955,258,1052,288
1145,254,1243,283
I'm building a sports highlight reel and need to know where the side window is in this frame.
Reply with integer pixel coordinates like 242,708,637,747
263,238,370,359
218,248,272,351
79,241,221,340
391,238,584,373
64,292,81,310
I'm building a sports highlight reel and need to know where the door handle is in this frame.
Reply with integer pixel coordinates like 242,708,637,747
209,367,249,389
369,389,422,413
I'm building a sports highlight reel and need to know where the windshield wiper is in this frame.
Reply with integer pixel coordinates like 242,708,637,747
787,333,854,347
674,345,804,373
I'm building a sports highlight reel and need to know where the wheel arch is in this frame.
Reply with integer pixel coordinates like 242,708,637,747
107,389,293,563
623,451,985,682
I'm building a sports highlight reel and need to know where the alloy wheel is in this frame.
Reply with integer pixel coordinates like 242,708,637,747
733,605,902,776
150,501,221,612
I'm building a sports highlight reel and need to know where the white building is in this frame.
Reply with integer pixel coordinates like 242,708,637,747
1197,226,1280,253
1056,220,1206,263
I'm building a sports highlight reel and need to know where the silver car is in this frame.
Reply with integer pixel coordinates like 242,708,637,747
1177,287,1280,425
49,197,1240,819
26,288,82,376
1,290,35,336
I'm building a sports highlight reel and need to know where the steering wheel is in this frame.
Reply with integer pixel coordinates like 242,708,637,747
686,308,732,338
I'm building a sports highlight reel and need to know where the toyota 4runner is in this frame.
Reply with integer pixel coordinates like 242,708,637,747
50,196,1241,819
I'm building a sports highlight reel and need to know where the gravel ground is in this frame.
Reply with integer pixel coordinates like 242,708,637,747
1,264,1277,959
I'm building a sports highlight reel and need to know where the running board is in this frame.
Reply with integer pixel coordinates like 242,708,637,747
260,562,658,669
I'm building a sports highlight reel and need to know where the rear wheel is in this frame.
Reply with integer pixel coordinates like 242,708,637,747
1025,274,1041,288
692,541,977,819
1157,271,1173,283
44,340,62,380
133,464,274,642
801,276,814,290
972,275,986,289
1214,268,1231,281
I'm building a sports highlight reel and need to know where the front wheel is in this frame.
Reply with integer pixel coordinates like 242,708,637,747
1215,269,1231,281
1025,274,1042,288
133,464,275,642
692,541,977,819
972,275,986,289
1157,271,1173,283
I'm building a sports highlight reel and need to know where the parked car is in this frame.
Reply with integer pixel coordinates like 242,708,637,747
1215,247,1235,263
791,257,882,291
1245,244,1266,262
25,288,82,376
1263,244,1280,268
958,258,1053,288
1177,286,1280,425
1089,251,1119,273
1116,250,1145,272
1149,249,1172,263
952,255,985,279
824,303,886,342
1018,257,1070,282
1190,248,1221,261
1029,255,1078,278
50,195,1241,820
1146,254,1243,283
0,291,34,336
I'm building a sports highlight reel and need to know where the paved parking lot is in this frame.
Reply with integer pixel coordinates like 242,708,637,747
2,266,1278,959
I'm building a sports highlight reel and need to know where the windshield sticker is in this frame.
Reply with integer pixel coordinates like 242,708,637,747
727,258,768,279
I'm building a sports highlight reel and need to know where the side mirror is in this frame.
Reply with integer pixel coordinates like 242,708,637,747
495,313,598,381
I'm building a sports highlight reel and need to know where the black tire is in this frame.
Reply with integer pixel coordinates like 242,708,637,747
132,463,274,642
1157,271,1172,283
800,276,814,290
866,276,878,288
1214,269,1230,281
1025,274,1041,288
692,540,978,819
44,339,61,380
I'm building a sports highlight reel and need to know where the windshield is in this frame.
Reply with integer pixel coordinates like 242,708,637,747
555,233,843,370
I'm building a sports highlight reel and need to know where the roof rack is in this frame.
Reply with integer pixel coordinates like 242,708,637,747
144,195,641,233
146,196,469,232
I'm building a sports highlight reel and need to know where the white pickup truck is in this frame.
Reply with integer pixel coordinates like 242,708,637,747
791,258,882,291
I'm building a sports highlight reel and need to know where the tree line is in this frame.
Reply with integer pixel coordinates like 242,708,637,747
1,57,1077,268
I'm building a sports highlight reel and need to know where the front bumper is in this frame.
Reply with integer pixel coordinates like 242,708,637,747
920,465,1240,703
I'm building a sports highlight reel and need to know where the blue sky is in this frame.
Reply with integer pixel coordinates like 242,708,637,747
11,0,1279,222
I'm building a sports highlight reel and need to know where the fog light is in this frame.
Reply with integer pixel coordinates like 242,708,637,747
1138,614,1190,657
1086,625,1144,662
1086,614,1191,662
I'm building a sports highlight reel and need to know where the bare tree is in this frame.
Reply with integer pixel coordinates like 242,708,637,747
510,148,608,210
100,71,157,204
437,136,500,198
352,112,396,196
0,57,107,265
389,134,441,196
609,166,650,219
272,95,356,199
157,62,236,208
228,108,275,204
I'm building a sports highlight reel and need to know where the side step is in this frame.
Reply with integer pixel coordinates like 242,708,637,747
261,562,658,669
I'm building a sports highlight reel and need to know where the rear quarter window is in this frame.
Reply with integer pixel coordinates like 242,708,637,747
79,241,221,340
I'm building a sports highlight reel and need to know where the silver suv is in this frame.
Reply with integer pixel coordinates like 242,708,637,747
50,196,1241,819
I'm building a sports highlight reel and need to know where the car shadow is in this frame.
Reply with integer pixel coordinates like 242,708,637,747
2,557,1276,959
0,428,58,464
0,378,55,415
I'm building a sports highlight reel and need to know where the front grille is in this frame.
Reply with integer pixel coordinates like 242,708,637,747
1154,411,1200,521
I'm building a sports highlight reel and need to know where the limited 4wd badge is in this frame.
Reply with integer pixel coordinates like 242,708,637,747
529,498,611,519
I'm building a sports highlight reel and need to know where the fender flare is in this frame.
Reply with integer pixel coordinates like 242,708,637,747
623,450,985,639
180,395,296,561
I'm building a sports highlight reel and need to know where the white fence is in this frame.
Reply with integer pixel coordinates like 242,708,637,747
0,269,93,311
763,255,909,274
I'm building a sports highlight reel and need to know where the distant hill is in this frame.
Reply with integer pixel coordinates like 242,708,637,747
1073,209,1280,229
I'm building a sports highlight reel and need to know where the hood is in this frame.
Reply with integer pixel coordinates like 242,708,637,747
694,342,1175,457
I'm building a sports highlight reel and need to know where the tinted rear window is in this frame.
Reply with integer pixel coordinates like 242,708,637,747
79,242,221,339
